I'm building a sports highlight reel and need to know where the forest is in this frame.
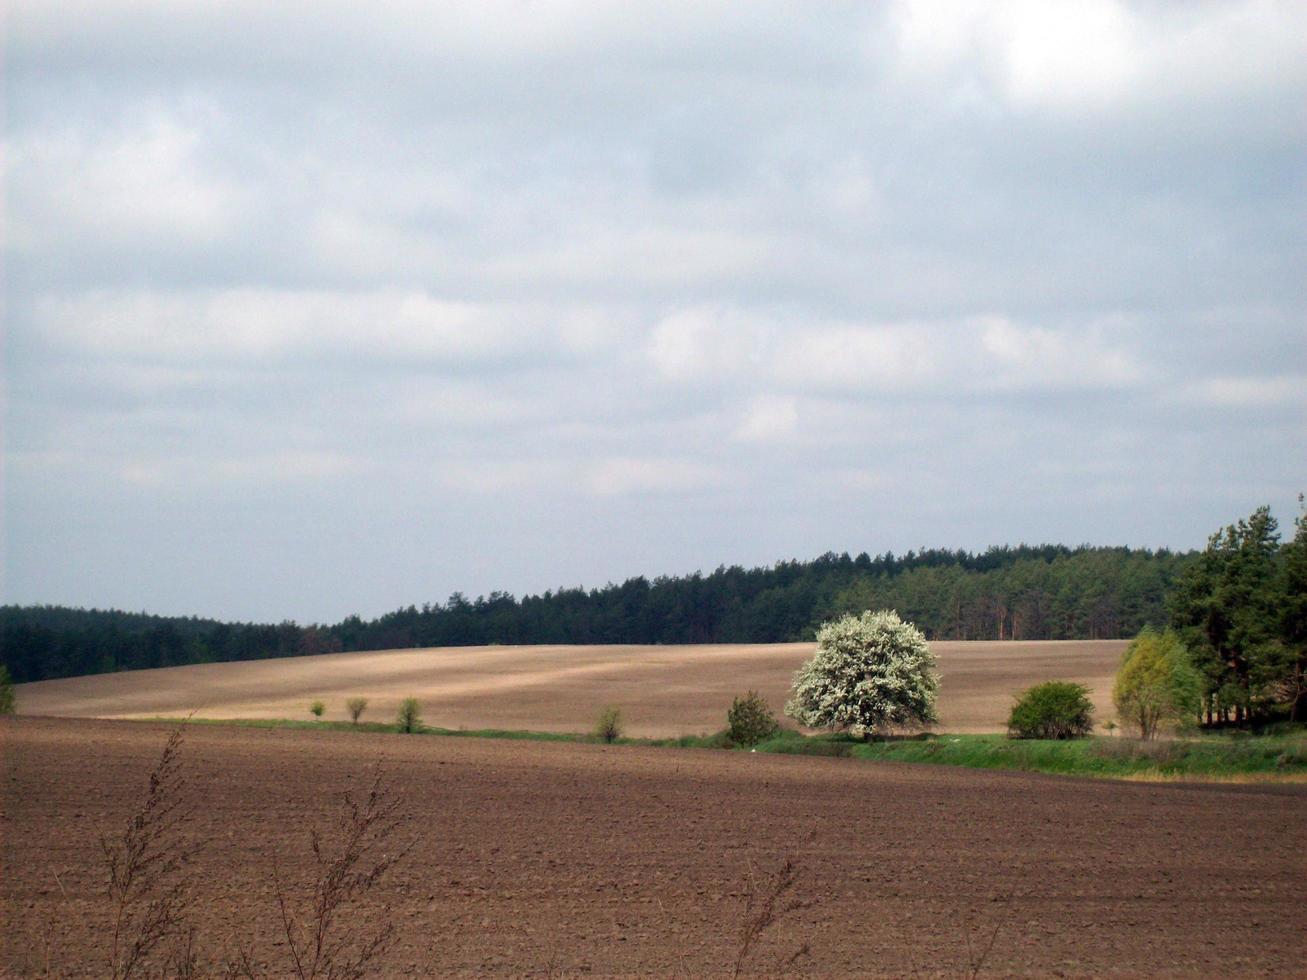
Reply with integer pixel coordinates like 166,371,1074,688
2,543,1192,684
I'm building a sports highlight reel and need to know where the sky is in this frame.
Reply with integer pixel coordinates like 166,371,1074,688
4,1,1305,624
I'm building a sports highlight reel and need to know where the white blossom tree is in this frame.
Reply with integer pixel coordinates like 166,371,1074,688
786,610,938,738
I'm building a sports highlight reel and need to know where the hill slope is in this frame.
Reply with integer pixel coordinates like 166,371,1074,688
14,639,1126,736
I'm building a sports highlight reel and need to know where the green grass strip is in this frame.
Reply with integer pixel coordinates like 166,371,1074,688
143,716,1307,781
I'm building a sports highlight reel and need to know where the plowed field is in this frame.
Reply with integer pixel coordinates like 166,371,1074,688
3,718,1305,977
14,640,1125,735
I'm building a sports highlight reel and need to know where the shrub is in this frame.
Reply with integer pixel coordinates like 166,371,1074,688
309,700,325,718
786,610,938,738
0,664,14,715
396,698,422,734
1113,627,1204,740
1007,681,1095,739
727,691,780,747
346,697,368,725
594,706,623,744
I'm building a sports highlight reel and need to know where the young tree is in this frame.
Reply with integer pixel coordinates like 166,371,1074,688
309,700,325,719
785,610,938,738
395,698,422,734
346,697,369,725
594,706,623,744
1113,628,1204,739
727,691,781,747
0,664,15,715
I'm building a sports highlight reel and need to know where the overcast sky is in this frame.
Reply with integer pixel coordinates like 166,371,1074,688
4,1,1305,623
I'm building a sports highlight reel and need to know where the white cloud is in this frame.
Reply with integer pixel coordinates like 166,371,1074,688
435,459,567,495
35,289,537,364
646,307,771,382
1176,375,1307,409
386,381,534,429
772,324,943,392
646,309,1147,395
584,457,728,497
735,396,799,443
976,316,1145,390
117,450,357,488
8,110,243,252
891,0,1307,112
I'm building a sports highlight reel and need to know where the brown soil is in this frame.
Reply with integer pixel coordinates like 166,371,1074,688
3,717,1304,977
14,640,1126,735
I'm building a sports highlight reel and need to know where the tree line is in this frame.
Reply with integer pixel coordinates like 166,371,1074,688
1,544,1191,684
1168,504,1306,724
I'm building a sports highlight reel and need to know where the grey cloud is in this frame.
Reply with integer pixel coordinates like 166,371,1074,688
4,0,1304,621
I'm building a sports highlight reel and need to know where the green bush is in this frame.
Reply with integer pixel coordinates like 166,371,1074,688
396,698,422,733
310,699,326,718
1007,681,1094,740
0,664,14,715
727,691,781,746
594,706,623,744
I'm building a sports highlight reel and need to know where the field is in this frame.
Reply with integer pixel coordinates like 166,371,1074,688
8,641,1304,975
13,640,1126,735
3,717,1306,976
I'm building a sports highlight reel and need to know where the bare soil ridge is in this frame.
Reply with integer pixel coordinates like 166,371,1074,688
14,640,1126,735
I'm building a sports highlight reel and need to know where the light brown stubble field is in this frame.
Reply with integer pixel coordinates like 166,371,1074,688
13,640,1127,735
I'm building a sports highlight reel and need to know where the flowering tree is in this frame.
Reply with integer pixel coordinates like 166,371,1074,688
786,610,938,738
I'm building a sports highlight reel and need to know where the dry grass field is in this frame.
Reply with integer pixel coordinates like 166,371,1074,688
13,640,1126,735
3,717,1305,976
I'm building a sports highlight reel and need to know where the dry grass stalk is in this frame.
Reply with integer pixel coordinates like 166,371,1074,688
957,890,1011,980
98,725,200,980
234,765,407,980
732,856,809,978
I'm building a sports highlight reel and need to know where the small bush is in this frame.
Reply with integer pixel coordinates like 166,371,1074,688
0,664,14,715
346,697,368,725
396,698,422,734
1007,681,1094,740
594,706,623,744
727,691,781,747
309,700,326,718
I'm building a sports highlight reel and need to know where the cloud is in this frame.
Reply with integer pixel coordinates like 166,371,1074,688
1175,375,1307,409
645,307,771,382
34,289,549,365
975,316,1145,390
646,309,1148,395
8,109,244,253
435,459,568,495
584,457,728,497
117,450,358,488
735,396,799,443
3,1,1303,619
891,0,1307,112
